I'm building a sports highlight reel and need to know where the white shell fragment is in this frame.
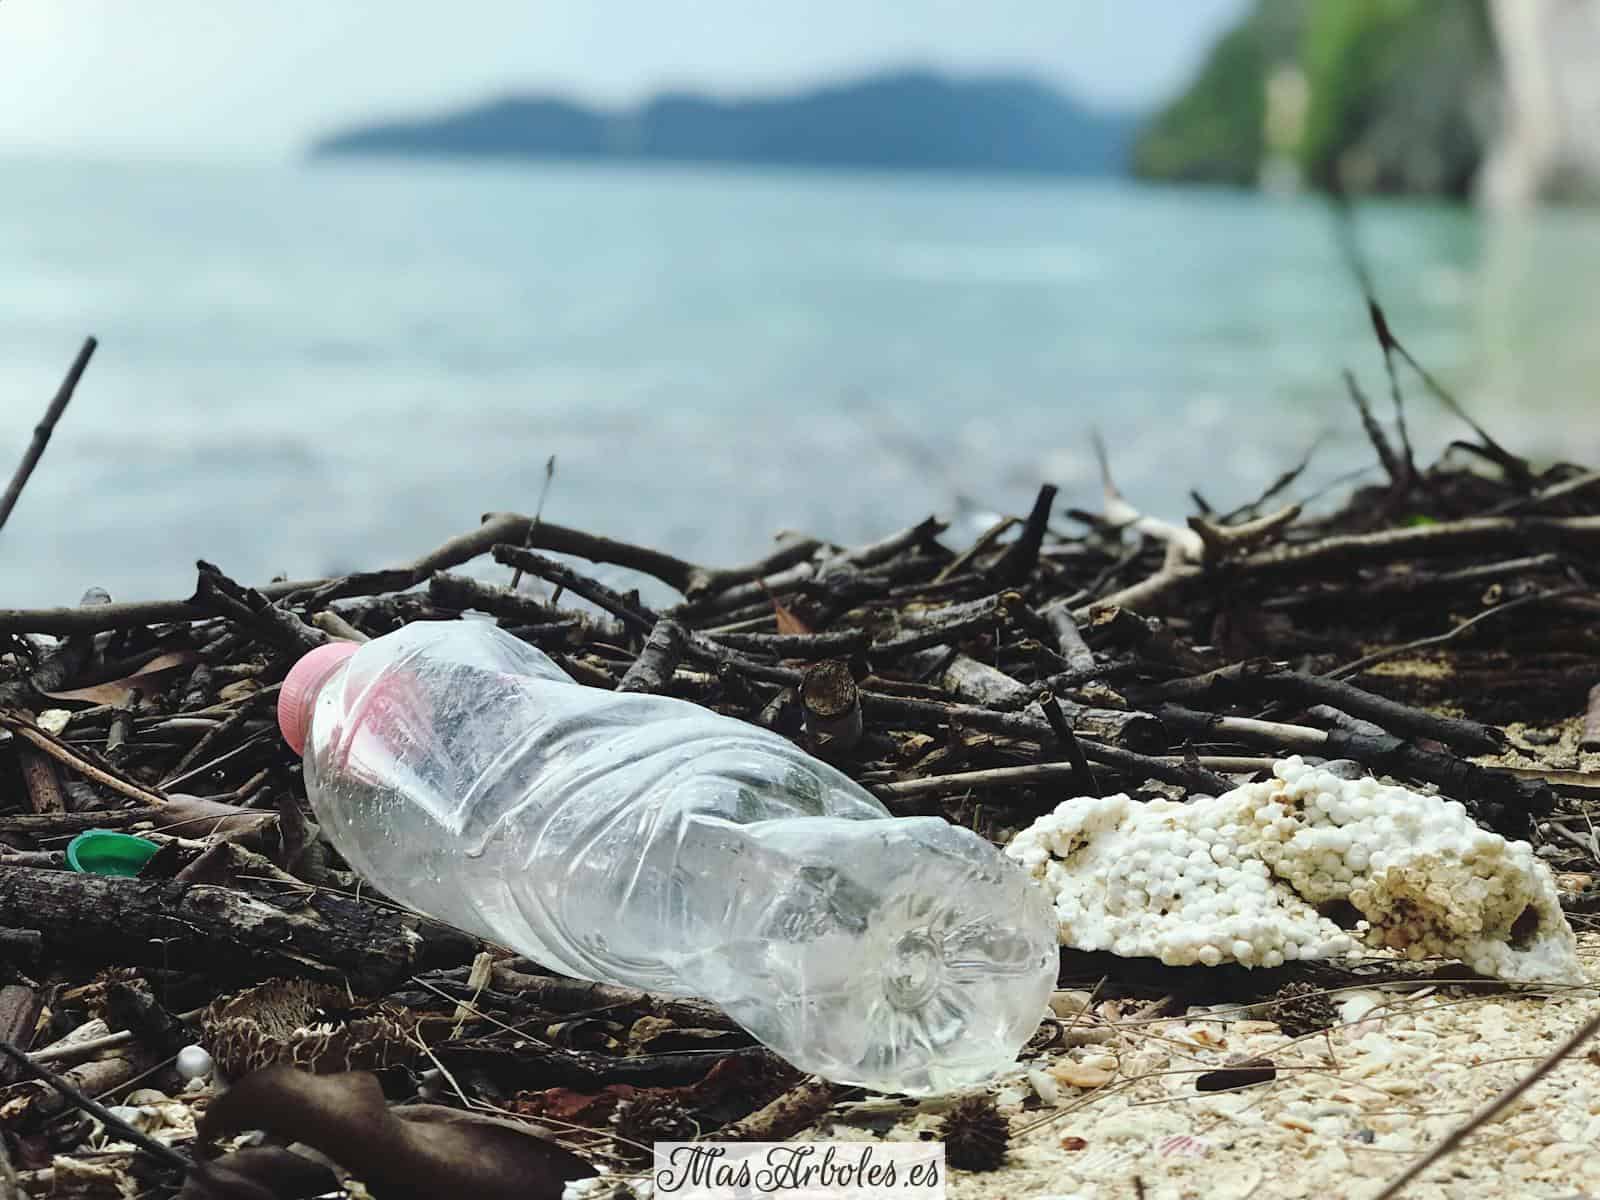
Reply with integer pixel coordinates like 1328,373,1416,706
175,1044,214,1082
1006,756,1582,984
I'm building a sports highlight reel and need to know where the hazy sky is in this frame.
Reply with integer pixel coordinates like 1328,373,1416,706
1,1,1247,160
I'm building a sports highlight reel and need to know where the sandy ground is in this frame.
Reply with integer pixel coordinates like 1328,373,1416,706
804,933,1600,1200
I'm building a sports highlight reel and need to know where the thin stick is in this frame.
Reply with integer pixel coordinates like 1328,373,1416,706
717,1076,841,1141
0,711,169,806
0,336,96,534
1328,587,1586,679
1038,692,1099,797
1372,1006,1600,1200
509,454,557,591
871,757,1279,803
0,1035,190,1172
1486,467,1600,516
27,1029,138,1066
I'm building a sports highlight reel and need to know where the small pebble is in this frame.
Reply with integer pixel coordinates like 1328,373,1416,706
37,710,72,736
1027,1068,1061,1106
1049,990,1094,1017
1338,993,1382,1025
1052,1063,1115,1089
993,1084,1028,1108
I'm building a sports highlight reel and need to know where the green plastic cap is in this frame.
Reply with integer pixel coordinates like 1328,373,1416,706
65,830,160,877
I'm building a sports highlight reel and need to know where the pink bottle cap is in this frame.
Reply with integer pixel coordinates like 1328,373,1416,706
278,640,361,755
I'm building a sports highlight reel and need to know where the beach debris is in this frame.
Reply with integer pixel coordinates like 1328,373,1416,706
1265,981,1337,1038
175,1045,213,1084
64,830,159,876
202,979,423,1078
177,1145,340,1200
2,328,1600,1189
1051,1062,1116,1090
1583,681,1600,752
609,1094,698,1165
938,1094,1011,1171
1194,1055,1277,1092
196,1067,594,1200
1007,757,1583,983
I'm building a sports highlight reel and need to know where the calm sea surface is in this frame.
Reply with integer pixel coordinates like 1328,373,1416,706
3,158,1599,608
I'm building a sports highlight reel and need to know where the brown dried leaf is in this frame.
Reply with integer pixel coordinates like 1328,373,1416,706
199,1067,595,1200
178,1147,340,1200
511,1084,636,1129
40,1154,139,1198
154,795,279,850
759,581,813,636
42,650,197,705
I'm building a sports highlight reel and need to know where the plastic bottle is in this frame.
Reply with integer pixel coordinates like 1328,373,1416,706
277,619,1057,1094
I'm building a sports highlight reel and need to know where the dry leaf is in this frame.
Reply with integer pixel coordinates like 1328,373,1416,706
758,581,813,637
218,680,260,702
45,1154,140,1199
155,795,279,851
42,650,197,705
199,1067,595,1200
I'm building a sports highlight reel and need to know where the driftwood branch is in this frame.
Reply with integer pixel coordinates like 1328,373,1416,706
0,867,472,992
712,629,870,658
1154,660,1503,753
1041,599,1096,673
0,711,169,806
194,561,327,656
618,619,688,694
991,484,1057,585
489,543,657,633
1238,516,1600,575
428,572,626,642
1187,503,1301,562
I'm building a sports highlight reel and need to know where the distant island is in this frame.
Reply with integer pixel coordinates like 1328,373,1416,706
310,69,1136,176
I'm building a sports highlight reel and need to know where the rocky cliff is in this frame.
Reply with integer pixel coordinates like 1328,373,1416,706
1479,0,1600,206
1136,0,1600,205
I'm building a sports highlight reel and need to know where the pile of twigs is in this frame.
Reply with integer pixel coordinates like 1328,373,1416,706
1,332,1599,1196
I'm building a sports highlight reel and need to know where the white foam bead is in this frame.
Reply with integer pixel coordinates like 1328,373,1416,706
176,1045,213,1082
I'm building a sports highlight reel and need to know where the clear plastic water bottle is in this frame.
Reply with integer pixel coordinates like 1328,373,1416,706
277,619,1057,1094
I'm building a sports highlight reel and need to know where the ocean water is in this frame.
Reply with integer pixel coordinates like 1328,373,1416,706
3,157,1599,609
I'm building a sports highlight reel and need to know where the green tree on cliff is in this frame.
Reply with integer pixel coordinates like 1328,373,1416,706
1135,0,1496,197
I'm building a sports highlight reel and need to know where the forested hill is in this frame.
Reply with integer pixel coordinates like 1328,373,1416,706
312,70,1136,175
